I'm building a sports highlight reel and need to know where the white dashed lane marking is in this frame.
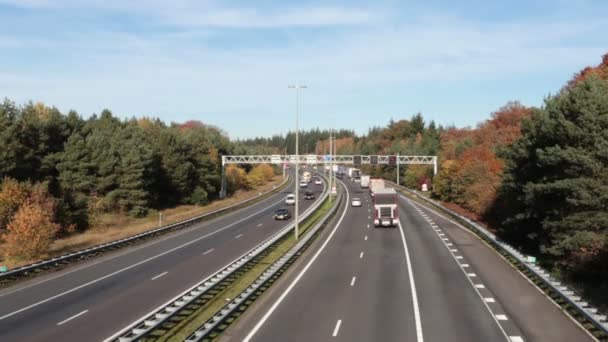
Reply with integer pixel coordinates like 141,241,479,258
57,310,88,326
151,271,168,281
350,277,356,287
332,319,342,337
203,248,214,255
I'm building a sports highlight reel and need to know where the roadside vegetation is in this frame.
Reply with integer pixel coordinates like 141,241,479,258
0,105,281,268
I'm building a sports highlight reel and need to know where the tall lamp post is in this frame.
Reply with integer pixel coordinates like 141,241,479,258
288,85,306,240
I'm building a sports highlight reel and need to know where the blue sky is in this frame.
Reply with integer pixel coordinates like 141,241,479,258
0,0,607,138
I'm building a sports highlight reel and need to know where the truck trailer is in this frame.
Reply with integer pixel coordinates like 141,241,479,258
360,175,370,188
373,188,398,227
369,178,385,198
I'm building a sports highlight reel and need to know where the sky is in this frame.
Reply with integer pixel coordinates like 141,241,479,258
0,0,607,139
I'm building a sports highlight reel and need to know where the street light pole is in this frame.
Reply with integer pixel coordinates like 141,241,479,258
288,85,306,240
329,130,333,205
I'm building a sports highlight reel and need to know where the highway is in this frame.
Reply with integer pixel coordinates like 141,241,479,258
0,173,325,342
224,178,594,342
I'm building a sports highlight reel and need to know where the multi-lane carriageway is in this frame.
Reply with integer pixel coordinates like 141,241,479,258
224,179,594,342
0,173,596,342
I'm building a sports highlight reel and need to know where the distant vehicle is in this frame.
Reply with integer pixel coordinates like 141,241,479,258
274,208,291,220
373,188,398,227
314,178,322,185
299,181,308,188
304,191,315,200
351,198,362,207
285,194,295,205
302,171,312,183
360,175,370,188
370,178,385,198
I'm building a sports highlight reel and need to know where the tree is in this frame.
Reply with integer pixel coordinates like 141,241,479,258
495,76,608,280
0,178,29,231
3,199,60,259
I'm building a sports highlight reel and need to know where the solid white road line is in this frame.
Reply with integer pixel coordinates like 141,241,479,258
57,310,88,326
359,252,364,259
235,234,244,239
203,248,215,255
397,221,424,342
350,277,356,287
332,319,342,337
151,271,168,281
0,196,288,321
242,181,350,342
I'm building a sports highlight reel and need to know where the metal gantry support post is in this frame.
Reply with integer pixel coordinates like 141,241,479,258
433,156,438,175
397,152,400,185
220,157,227,199
329,131,333,205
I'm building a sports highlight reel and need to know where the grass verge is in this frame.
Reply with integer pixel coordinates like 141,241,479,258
149,195,336,342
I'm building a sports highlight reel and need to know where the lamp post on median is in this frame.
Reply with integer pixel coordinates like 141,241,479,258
288,84,307,240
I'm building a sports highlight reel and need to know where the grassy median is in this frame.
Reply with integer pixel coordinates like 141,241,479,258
151,194,336,342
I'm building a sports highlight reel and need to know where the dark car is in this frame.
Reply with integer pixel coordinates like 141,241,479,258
304,191,315,200
274,208,291,220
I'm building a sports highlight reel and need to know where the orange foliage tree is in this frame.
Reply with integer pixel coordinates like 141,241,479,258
3,200,60,259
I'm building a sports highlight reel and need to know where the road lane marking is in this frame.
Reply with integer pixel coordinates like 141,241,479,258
350,277,356,287
235,234,243,239
360,252,364,259
257,223,263,227
509,336,523,342
450,249,458,252
467,273,477,277
475,284,485,289
243,180,350,342
455,256,463,259
367,224,370,229
397,221,425,342
203,248,214,255
57,310,88,326
496,314,508,320
484,297,496,303
151,271,168,281
332,319,342,337
364,235,368,241
462,264,470,267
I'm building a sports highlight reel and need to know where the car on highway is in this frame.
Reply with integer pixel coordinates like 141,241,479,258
299,180,308,188
304,191,315,200
314,178,322,185
285,194,295,205
274,208,291,220
351,198,362,207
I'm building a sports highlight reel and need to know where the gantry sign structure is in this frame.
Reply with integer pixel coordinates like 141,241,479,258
219,154,437,198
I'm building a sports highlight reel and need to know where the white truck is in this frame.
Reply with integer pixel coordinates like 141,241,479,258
352,168,361,183
360,175,370,188
369,178,385,198
373,188,398,227
302,171,312,183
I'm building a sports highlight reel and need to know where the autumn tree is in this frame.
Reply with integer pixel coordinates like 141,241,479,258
495,76,608,283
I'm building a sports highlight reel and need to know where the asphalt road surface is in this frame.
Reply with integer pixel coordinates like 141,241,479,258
0,172,325,342
225,178,593,342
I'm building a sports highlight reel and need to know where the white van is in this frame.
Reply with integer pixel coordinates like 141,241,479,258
285,194,296,205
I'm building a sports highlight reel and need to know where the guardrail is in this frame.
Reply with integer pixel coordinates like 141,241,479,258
104,175,330,342
0,176,290,286
388,181,608,339
185,179,344,341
